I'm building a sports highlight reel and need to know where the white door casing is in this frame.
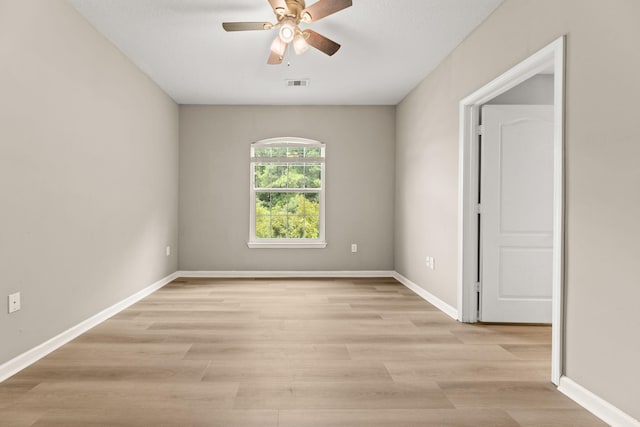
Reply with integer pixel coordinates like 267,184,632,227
480,105,554,323
457,36,565,384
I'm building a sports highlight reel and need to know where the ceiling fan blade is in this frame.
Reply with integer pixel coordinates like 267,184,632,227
222,22,272,31
303,29,341,56
302,0,352,22
267,0,287,15
267,50,285,65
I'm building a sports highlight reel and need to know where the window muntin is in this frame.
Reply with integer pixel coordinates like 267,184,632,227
249,138,326,248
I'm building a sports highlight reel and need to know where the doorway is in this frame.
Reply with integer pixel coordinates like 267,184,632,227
457,37,565,384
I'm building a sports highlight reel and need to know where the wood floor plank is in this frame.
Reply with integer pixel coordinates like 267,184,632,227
202,360,393,383
347,343,519,361
385,359,550,382
16,359,208,382
234,381,453,410
32,409,279,427
452,327,552,345
438,381,581,409
0,379,40,409
184,343,351,361
44,342,192,361
278,409,521,427
500,343,553,360
10,380,239,412
507,408,610,426
0,409,43,427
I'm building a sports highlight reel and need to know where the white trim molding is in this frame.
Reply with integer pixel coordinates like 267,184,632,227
247,242,327,249
559,376,640,427
393,272,458,320
0,272,179,383
457,36,566,385
177,270,395,279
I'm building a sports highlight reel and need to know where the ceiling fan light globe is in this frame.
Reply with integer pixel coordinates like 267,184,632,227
279,22,295,43
293,34,309,55
270,37,287,57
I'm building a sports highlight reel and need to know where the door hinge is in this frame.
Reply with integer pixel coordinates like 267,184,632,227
476,124,485,136
474,203,482,214
474,282,481,293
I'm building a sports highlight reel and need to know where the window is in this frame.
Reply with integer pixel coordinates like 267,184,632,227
248,137,326,248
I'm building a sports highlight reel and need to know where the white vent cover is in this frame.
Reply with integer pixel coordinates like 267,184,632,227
286,79,310,87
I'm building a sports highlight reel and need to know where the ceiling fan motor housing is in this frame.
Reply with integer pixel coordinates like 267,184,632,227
284,0,306,19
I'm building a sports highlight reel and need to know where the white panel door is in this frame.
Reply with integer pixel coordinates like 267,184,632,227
480,105,554,323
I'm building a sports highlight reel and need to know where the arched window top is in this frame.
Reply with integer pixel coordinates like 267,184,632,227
251,137,325,163
252,137,323,147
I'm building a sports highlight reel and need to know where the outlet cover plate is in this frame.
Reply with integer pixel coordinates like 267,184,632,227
8,292,21,313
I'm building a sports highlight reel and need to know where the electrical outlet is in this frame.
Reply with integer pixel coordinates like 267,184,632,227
426,256,435,270
166,246,171,256
351,244,358,253
8,292,21,314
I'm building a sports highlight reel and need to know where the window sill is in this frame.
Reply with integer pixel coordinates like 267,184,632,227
247,241,327,249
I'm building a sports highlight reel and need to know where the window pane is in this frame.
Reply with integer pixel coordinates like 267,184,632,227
270,215,287,238
288,164,306,189
271,193,290,215
305,147,322,158
305,216,320,238
287,216,305,238
256,193,270,214
302,193,319,215
306,164,322,189
271,164,287,188
255,215,271,238
287,147,305,158
254,164,270,188
254,148,271,158
272,147,287,158
288,193,306,215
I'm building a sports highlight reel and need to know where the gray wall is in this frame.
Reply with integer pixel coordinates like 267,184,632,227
179,106,395,272
395,0,640,419
0,0,179,365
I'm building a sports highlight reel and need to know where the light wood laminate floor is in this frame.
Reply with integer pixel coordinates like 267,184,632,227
1,278,606,426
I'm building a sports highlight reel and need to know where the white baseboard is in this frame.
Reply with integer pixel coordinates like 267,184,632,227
177,270,396,278
392,272,459,320
0,271,179,383
558,376,640,427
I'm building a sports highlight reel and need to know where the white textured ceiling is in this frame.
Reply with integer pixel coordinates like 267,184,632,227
69,0,504,105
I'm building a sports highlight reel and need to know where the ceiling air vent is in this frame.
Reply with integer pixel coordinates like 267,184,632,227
286,79,310,87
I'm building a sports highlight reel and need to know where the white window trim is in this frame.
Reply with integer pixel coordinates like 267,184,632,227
248,137,326,249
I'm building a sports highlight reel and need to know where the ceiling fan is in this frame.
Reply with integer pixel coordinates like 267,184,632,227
222,0,352,65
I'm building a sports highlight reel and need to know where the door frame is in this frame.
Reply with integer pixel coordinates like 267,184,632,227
457,36,565,384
